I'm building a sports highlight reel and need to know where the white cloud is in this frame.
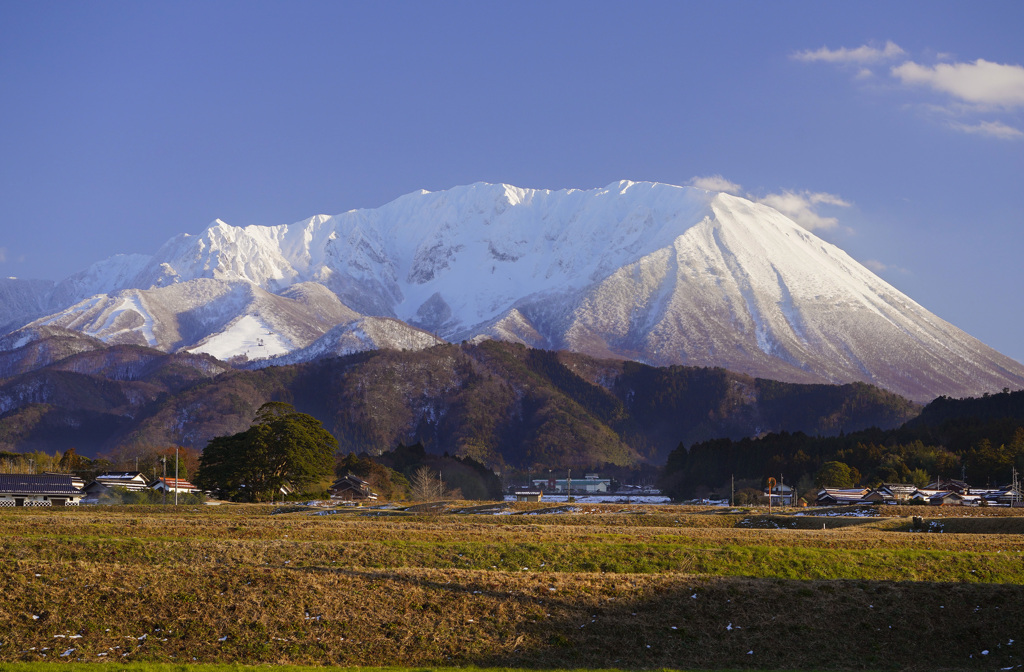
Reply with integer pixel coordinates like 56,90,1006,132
949,120,1024,140
794,42,1024,141
891,59,1024,108
792,41,905,64
806,192,852,208
688,175,742,194
757,190,851,231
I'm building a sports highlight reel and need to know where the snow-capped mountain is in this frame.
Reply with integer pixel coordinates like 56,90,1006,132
8,181,1024,401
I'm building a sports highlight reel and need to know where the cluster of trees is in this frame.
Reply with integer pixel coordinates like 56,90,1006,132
196,402,336,502
371,442,503,500
334,452,410,500
660,389,1024,502
192,404,503,503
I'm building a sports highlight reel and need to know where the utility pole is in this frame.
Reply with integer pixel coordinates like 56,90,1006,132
174,447,179,506
161,457,167,506
731,474,734,507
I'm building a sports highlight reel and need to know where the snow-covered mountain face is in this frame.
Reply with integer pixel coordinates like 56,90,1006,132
8,181,1024,401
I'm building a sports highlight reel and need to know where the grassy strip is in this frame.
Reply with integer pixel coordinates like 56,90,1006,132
6,511,1024,550
3,536,1024,583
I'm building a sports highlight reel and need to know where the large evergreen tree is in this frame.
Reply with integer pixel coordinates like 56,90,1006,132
196,402,337,501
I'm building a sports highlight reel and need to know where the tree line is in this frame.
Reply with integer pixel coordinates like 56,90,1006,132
660,389,1024,501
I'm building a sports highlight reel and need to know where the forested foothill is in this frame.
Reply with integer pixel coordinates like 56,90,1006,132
0,339,918,472
661,388,1024,501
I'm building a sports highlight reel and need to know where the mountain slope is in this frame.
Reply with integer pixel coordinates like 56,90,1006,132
551,193,1024,401
8,181,1024,401
0,278,57,332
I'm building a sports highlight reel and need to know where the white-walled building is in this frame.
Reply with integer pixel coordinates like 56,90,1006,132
0,474,84,507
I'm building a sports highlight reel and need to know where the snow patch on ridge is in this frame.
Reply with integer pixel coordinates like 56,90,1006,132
92,294,158,347
188,314,292,361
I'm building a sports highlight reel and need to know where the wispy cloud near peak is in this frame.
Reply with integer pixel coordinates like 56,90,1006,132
689,177,851,232
688,175,742,194
792,40,905,64
757,191,851,231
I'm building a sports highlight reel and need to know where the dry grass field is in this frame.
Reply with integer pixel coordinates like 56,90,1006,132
1,502,1022,671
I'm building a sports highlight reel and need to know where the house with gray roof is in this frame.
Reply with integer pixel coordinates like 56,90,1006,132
0,474,84,507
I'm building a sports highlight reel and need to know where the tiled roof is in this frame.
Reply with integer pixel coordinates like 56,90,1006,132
0,474,84,496
154,478,197,489
332,474,370,487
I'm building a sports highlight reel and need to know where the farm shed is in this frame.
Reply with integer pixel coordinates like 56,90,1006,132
0,474,84,507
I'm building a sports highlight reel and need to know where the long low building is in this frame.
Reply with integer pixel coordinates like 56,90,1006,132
0,474,84,507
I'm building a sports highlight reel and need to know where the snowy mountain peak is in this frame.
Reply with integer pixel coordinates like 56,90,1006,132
8,180,1024,401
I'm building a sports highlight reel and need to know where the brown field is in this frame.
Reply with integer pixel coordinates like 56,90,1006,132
0,501,1022,670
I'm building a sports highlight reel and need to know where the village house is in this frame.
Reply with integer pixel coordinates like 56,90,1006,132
151,477,200,494
815,487,870,506
996,485,1024,506
94,472,149,491
929,491,967,506
878,483,917,502
909,489,943,504
328,474,377,502
926,478,970,494
0,474,84,507
763,483,794,505
532,473,611,494
82,471,151,503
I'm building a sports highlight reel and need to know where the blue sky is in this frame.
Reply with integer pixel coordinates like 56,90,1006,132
2,1,1022,362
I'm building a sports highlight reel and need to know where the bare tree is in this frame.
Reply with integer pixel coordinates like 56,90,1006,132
410,466,461,501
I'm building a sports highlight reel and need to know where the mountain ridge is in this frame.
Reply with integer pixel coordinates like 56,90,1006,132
0,339,920,468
